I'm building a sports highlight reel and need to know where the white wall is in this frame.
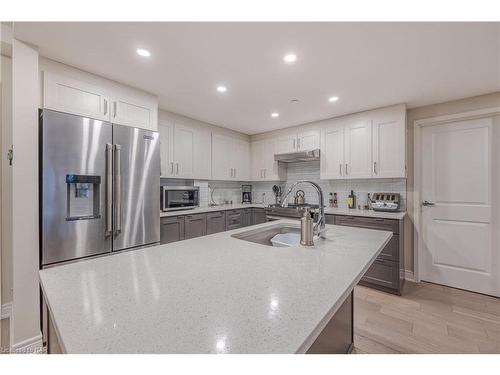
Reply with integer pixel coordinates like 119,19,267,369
1,55,12,306
10,39,41,351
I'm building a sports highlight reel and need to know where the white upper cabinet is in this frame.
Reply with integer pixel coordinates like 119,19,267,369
159,120,211,179
159,121,175,177
276,134,298,154
43,71,110,121
42,70,158,130
344,117,372,178
372,108,406,178
212,133,250,181
320,104,406,180
320,121,345,179
111,95,157,130
251,138,286,181
297,130,320,151
275,130,320,154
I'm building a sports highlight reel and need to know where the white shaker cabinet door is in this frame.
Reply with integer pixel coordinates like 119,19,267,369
212,133,234,180
320,124,345,179
251,140,265,180
159,122,175,177
173,124,195,178
276,134,297,154
344,118,372,178
111,96,157,131
372,111,406,178
43,71,110,121
193,127,212,180
297,130,320,151
233,138,251,181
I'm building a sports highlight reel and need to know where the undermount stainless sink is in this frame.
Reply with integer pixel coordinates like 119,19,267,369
231,223,301,247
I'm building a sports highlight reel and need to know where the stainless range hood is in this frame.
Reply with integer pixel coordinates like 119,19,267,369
274,149,320,163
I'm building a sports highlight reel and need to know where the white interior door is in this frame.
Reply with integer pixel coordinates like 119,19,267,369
420,117,499,296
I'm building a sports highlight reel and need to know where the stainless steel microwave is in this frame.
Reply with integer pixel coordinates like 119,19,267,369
161,186,200,211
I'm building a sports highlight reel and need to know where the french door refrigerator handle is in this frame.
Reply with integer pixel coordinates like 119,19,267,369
114,144,122,235
105,143,113,236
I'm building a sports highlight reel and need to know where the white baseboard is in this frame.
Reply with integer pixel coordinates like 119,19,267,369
404,270,415,282
1,302,12,319
10,333,44,354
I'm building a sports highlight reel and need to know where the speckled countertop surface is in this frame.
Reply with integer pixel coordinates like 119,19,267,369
160,203,267,217
39,219,391,353
161,203,406,220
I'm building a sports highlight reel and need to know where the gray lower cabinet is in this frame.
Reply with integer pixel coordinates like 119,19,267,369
206,211,226,234
160,216,185,244
252,208,267,225
185,213,207,239
226,209,243,231
328,213,404,295
241,208,252,227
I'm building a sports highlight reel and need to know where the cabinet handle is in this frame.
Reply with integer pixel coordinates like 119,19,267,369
170,162,174,175
339,163,342,176
177,216,184,219
345,163,348,175
234,168,236,178
297,138,300,149
293,138,296,150
103,99,108,115
176,163,179,175
113,102,117,118
263,169,266,178
373,161,377,175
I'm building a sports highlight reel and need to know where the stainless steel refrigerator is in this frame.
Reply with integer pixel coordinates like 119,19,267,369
40,109,160,266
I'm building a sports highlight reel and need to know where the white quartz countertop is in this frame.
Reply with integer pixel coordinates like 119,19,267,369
39,220,391,353
161,204,406,220
323,207,406,220
160,203,267,217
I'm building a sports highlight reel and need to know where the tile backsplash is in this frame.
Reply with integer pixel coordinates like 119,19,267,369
190,160,406,210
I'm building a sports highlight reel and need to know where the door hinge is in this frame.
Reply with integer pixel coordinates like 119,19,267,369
7,146,13,166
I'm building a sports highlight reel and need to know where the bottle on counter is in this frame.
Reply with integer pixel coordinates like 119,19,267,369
347,190,356,209
333,192,338,208
328,192,334,208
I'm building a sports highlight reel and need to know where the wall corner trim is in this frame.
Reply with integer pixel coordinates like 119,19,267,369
1,302,13,319
9,333,43,354
404,270,415,282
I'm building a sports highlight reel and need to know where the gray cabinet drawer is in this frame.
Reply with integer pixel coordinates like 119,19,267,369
226,209,242,230
378,234,399,261
206,211,226,234
160,216,185,244
360,259,399,291
185,214,207,239
334,215,399,234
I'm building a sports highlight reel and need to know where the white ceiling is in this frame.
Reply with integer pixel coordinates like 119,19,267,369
13,22,500,135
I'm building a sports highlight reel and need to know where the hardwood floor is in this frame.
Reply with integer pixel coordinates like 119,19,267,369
353,281,500,354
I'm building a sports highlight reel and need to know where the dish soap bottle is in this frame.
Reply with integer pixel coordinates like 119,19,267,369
348,190,356,209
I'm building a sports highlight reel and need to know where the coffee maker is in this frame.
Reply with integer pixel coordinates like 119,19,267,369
242,185,252,204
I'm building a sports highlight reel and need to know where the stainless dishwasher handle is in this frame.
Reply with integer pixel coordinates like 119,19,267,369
105,143,113,236
114,144,122,235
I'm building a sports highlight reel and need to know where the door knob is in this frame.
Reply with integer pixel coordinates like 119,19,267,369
422,200,435,206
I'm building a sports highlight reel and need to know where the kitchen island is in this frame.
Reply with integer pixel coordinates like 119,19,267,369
39,219,392,353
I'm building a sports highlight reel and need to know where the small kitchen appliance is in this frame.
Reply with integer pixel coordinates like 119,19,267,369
161,186,200,211
242,184,252,204
370,192,401,212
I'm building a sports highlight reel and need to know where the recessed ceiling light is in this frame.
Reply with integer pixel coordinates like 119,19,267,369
328,96,339,103
217,86,227,93
283,53,297,64
271,112,279,118
136,48,151,57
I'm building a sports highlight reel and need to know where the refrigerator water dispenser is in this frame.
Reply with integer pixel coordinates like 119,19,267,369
66,174,101,220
